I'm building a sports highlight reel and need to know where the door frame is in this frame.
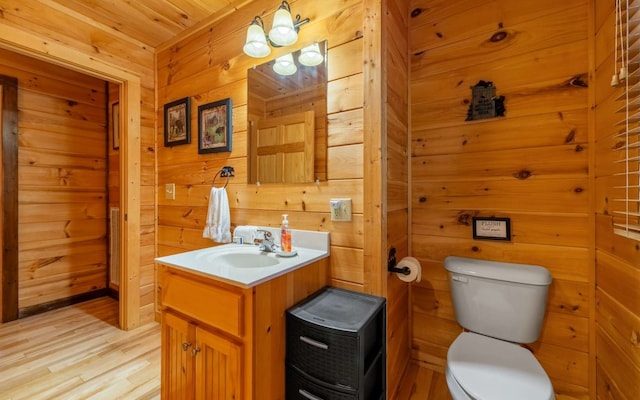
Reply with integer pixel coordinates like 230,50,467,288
0,26,143,330
0,75,18,323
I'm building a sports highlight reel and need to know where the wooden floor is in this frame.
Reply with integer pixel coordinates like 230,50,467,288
395,362,453,400
0,296,449,400
0,297,161,400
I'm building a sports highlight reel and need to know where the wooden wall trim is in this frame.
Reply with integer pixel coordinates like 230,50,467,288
19,289,108,319
119,80,142,330
0,24,143,330
363,0,386,296
0,24,141,83
0,75,18,323
586,0,597,397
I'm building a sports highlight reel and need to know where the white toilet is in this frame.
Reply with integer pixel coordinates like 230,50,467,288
444,256,555,400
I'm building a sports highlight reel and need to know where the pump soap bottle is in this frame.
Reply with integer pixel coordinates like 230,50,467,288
280,214,292,253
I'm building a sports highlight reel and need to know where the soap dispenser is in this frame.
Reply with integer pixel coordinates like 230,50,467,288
280,214,292,253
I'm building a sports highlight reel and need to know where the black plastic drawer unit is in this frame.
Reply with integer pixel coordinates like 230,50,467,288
286,287,386,400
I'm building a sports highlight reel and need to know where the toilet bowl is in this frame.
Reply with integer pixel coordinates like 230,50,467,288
443,256,555,400
446,332,554,400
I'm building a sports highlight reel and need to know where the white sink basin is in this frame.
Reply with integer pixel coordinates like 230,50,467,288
196,247,280,268
155,228,329,288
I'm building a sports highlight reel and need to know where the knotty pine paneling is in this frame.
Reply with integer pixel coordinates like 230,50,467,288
385,0,411,397
156,2,409,398
409,1,591,398
0,1,157,326
155,1,366,283
594,2,640,399
0,48,108,311
107,82,120,292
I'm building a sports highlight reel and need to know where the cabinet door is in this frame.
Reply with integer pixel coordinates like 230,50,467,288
162,312,195,400
194,328,243,400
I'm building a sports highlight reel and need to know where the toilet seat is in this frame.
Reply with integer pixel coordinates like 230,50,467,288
447,332,554,400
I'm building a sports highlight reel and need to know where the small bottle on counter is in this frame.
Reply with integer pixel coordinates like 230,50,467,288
280,214,291,253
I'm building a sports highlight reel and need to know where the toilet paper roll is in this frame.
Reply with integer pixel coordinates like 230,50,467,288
396,257,422,283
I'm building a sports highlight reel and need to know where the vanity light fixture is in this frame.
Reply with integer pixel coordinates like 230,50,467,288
243,1,310,59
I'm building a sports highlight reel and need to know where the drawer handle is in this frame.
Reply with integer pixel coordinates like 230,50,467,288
299,336,329,350
299,389,324,400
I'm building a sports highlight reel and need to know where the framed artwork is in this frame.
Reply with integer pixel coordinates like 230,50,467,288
111,102,120,150
164,97,191,147
472,217,511,241
198,98,232,154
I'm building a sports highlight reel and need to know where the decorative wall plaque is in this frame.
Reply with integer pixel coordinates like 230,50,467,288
466,80,506,121
472,217,511,241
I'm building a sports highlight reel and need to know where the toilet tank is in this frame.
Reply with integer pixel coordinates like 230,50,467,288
444,256,552,343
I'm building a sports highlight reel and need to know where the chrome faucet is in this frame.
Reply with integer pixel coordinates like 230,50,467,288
254,229,277,252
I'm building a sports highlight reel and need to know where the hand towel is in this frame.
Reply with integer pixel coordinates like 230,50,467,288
203,187,231,243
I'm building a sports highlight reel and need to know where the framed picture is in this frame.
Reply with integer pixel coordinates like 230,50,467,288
164,97,191,147
111,102,120,150
472,217,511,241
198,98,232,154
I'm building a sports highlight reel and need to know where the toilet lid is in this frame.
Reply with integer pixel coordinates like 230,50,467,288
448,332,554,400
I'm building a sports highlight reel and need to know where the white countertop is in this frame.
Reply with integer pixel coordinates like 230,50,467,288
155,229,330,288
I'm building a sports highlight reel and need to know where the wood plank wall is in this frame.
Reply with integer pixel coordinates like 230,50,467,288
0,48,108,312
156,0,410,396
593,1,640,399
156,0,367,287
409,0,592,398
385,0,412,398
0,0,158,326
108,82,120,293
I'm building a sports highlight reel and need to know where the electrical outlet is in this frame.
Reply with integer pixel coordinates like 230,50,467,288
330,198,352,221
165,183,176,200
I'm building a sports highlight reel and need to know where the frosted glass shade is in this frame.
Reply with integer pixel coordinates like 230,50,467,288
273,53,297,76
269,8,297,46
298,43,324,66
243,23,271,58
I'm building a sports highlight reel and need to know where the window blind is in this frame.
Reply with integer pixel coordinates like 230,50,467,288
614,0,640,240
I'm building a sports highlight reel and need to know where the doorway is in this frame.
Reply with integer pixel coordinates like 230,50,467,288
0,58,121,322
0,43,142,330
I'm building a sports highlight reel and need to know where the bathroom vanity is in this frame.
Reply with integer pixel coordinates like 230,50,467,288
156,229,330,399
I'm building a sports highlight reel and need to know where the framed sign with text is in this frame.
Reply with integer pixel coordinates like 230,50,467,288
472,217,511,241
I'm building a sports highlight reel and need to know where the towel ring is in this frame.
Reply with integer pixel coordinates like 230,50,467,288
212,166,234,189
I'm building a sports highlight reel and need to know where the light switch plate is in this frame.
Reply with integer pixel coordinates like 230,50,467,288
330,198,352,221
165,183,176,200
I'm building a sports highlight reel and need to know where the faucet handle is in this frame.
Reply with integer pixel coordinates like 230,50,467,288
254,229,272,245
256,229,272,239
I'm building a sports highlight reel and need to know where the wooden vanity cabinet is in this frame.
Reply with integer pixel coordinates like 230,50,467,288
162,312,242,399
159,258,329,400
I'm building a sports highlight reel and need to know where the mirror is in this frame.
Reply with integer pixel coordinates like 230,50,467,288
247,41,327,184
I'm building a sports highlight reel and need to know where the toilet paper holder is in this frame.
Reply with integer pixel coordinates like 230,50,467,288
387,247,410,275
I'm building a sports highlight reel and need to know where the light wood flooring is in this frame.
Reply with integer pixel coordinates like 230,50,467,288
0,297,161,399
0,297,450,400
395,362,453,400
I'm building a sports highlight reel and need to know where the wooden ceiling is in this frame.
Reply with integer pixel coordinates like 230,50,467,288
50,0,252,48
